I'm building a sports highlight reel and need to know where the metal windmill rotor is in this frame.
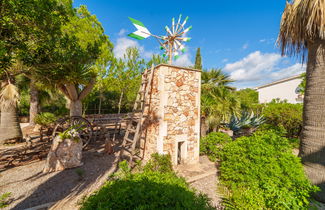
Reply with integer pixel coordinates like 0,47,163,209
128,14,192,64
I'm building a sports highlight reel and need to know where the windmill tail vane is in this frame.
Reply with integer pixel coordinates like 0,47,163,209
127,15,192,65
128,17,151,40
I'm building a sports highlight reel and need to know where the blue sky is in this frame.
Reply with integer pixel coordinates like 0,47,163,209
73,0,305,88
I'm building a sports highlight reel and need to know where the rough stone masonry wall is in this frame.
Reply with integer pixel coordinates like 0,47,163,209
142,64,201,165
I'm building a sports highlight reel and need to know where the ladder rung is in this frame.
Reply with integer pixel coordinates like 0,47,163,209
128,128,137,133
125,138,134,143
123,148,132,154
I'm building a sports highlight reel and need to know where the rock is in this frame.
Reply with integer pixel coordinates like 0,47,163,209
43,135,83,173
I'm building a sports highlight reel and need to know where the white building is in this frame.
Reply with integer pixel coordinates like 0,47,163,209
255,75,303,104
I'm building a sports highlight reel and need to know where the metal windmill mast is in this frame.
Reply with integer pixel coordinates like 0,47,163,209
128,14,192,65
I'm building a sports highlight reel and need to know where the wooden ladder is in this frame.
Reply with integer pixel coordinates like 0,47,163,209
119,65,154,166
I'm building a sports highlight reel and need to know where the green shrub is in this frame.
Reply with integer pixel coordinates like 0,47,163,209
200,132,232,161
219,131,318,209
81,155,213,210
262,102,303,138
0,192,11,208
34,112,57,127
143,153,173,173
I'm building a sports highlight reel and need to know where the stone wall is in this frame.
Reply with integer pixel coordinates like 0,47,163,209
142,64,201,165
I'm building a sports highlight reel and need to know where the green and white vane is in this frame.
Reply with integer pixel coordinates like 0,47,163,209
128,15,192,64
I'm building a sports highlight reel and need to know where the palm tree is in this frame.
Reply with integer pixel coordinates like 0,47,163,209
201,68,235,91
201,69,239,135
0,82,22,143
278,0,325,202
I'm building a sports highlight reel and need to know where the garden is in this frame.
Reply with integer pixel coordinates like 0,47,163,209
1,0,325,209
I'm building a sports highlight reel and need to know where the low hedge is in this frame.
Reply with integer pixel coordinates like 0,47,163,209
200,132,232,161
262,102,303,138
81,155,214,210
219,131,318,209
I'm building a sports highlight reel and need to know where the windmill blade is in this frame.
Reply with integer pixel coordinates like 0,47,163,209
128,17,151,40
180,26,192,36
173,51,180,60
177,37,191,42
172,17,175,33
175,14,182,33
181,16,189,28
165,26,173,36
175,40,186,53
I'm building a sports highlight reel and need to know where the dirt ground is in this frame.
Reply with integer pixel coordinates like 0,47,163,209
0,146,119,210
0,124,223,209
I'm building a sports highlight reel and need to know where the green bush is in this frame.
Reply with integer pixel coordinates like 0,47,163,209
143,153,173,173
81,155,213,210
34,112,57,127
219,131,318,209
262,102,303,138
0,192,11,208
200,132,232,161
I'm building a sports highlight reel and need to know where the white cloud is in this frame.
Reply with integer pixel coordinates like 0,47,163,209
223,51,305,88
224,51,281,81
113,37,143,58
222,58,229,63
173,52,193,67
242,43,249,50
113,37,154,59
270,63,305,80
118,29,127,36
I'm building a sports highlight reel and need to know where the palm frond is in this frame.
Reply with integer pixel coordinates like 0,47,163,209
0,84,20,110
278,0,325,59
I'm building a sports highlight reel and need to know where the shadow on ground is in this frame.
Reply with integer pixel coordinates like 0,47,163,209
10,148,118,210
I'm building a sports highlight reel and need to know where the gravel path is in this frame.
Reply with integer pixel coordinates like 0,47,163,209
176,156,223,209
190,173,222,208
0,150,118,210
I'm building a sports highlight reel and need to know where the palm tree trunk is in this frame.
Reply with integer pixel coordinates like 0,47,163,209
29,78,39,125
69,100,82,117
300,39,325,202
0,106,23,143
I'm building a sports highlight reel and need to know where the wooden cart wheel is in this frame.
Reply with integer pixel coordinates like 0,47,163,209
52,116,93,148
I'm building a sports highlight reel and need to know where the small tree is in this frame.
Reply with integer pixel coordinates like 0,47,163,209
194,48,202,70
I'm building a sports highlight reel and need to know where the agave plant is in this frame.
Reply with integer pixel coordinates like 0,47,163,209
228,111,265,133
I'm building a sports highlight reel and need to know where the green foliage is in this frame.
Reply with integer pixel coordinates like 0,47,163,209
143,153,173,173
234,88,258,110
262,101,303,138
81,155,213,210
200,132,232,161
34,112,57,127
194,47,202,70
298,72,306,94
228,111,265,132
219,131,319,209
201,69,239,130
0,192,11,208
146,54,168,68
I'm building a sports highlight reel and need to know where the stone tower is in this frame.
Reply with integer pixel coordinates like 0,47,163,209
142,64,201,165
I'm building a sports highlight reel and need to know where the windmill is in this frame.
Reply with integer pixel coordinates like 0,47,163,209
128,14,192,65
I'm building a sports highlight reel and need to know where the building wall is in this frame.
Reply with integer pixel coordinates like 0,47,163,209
257,77,303,104
142,64,201,165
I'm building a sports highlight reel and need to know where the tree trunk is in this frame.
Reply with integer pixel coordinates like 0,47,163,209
29,79,39,126
117,91,124,114
98,91,103,114
0,106,23,143
200,116,208,137
300,39,325,202
69,100,82,117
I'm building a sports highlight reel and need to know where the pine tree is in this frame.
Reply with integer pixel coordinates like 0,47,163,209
194,48,202,70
